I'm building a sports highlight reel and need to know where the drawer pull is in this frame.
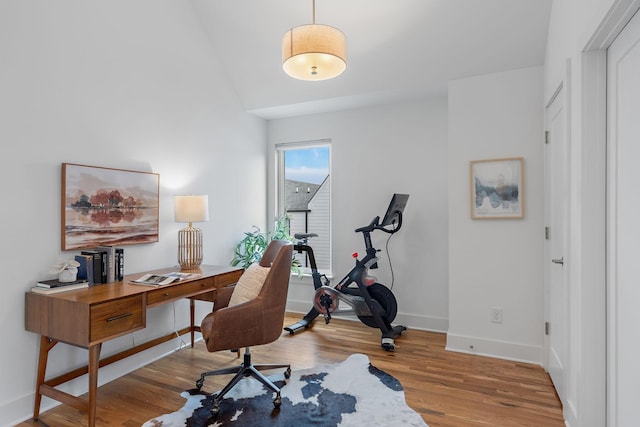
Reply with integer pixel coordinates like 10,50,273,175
106,312,133,322
163,293,170,297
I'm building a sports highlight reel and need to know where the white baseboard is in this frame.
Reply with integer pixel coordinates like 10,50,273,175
289,298,541,365
563,405,575,427
285,299,449,333
4,335,195,427
445,332,543,365
2,392,37,427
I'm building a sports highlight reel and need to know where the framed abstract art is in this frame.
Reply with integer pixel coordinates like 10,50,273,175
470,157,524,219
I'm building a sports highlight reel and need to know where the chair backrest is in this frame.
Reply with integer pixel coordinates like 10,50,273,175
201,239,293,352
260,239,289,268
256,239,294,338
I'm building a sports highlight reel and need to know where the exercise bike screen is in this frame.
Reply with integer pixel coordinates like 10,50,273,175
381,193,409,226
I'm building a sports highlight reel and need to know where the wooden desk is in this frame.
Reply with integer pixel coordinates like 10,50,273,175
24,264,243,427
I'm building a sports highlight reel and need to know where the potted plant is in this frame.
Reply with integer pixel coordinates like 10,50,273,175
231,214,301,275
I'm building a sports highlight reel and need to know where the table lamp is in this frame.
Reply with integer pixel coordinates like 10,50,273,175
175,195,209,269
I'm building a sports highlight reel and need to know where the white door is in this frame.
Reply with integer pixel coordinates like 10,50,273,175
607,9,640,426
544,84,569,403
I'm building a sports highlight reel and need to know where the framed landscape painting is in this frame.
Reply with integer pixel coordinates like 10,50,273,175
470,157,524,219
61,163,160,250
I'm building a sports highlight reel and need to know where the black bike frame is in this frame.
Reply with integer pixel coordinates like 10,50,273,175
294,213,402,332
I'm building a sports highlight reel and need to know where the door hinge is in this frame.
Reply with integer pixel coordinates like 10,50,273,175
545,130,550,144
545,226,550,240
545,322,550,335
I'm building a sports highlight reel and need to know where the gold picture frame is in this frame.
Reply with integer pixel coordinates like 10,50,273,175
470,157,524,219
61,163,160,250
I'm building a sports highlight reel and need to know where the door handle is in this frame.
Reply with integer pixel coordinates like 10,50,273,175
551,257,564,265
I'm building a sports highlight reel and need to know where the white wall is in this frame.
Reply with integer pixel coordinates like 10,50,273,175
544,0,618,100
0,2,266,425
447,67,545,363
267,98,450,333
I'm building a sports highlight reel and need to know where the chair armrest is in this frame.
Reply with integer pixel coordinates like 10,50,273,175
212,285,234,311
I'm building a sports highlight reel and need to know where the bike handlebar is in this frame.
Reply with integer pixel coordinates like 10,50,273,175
354,216,379,234
354,212,403,235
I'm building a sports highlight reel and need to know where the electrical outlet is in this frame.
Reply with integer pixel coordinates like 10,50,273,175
491,307,503,324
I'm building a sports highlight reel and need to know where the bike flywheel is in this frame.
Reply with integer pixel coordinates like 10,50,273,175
358,283,398,328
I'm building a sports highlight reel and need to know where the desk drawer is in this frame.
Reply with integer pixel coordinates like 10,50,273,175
90,295,144,343
146,279,216,306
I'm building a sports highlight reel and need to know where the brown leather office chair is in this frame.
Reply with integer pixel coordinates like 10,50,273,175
195,239,294,416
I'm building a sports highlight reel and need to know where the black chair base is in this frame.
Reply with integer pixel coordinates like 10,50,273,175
195,347,291,416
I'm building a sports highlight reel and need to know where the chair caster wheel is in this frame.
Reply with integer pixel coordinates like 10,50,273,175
210,401,221,416
195,379,204,389
284,367,291,379
273,394,282,408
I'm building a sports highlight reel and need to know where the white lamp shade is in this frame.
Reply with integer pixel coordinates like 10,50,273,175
175,195,209,223
282,24,346,81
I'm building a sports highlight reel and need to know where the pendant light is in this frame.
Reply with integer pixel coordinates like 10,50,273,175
282,0,346,81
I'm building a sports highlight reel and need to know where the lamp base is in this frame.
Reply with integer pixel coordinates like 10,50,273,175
178,225,203,270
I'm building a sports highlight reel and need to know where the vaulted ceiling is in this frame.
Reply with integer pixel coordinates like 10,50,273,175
191,0,552,119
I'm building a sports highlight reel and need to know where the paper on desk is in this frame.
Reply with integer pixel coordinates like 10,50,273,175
131,272,200,286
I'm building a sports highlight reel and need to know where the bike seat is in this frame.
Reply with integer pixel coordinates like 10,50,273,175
294,233,318,240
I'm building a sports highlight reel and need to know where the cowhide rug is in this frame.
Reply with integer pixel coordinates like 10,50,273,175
142,353,428,427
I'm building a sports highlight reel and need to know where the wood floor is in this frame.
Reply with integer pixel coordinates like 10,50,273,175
17,313,564,427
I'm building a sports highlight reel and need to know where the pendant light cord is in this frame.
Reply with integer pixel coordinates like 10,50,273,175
312,0,316,24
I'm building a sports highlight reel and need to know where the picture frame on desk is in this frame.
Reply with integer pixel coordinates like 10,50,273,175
61,163,160,250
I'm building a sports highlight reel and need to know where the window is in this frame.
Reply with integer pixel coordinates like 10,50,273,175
276,141,331,274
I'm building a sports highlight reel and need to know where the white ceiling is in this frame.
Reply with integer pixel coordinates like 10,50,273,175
190,0,552,119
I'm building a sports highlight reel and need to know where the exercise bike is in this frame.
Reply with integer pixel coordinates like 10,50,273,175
284,194,409,351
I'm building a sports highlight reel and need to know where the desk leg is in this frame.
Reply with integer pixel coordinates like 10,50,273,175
88,343,102,427
190,298,195,347
33,336,56,420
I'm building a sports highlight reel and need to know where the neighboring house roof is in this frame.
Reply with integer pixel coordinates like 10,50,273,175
285,179,321,211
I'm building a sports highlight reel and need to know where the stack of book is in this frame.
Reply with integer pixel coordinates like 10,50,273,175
32,245,125,294
30,278,90,294
76,246,124,285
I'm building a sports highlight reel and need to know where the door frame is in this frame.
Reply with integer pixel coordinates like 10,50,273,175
581,1,640,426
605,12,640,425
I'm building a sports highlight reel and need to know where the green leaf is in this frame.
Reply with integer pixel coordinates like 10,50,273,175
231,213,300,273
